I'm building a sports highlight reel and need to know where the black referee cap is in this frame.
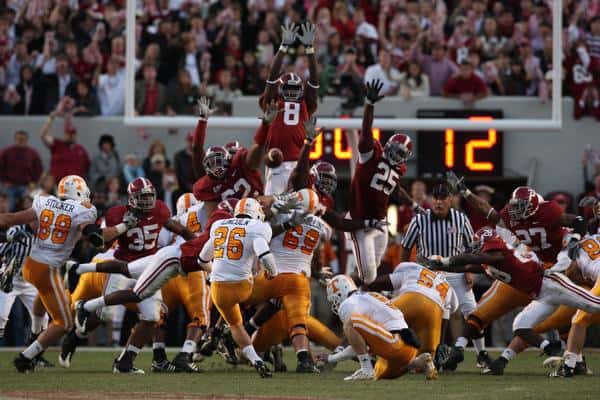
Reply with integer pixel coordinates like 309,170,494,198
432,184,451,198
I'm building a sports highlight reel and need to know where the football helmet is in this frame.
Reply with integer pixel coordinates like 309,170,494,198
224,140,242,156
310,161,337,196
203,146,231,179
234,197,264,221
326,275,357,315
218,197,239,213
176,193,198,216
469,226,500,253
57,175,90,202
127,177,156,212
508,186,540,220
279,72,303,101
383,133,413,166
296,188,320,214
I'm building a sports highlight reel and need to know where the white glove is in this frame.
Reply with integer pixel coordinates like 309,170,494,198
288,209,308,227
122,210,139,230
271,192,299,215
298,21,316,47
281,21,298,47
197,96,215,120
364,219,389,232
315,266,333,287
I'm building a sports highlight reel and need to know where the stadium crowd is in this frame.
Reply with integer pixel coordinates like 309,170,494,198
0,0,598,117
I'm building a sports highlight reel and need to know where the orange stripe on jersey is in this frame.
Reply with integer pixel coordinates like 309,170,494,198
351,314,394,341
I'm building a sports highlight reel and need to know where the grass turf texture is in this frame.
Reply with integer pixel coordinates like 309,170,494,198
2,350,600,399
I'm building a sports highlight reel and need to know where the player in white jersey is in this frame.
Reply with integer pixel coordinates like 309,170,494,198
318,275,437,381
157,193,207,247
548,234,600,377
0,175,134,372
248,211,332,373
369,262,458,357
198,197,276,378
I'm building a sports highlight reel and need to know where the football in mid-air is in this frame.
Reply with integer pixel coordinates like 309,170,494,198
265,147,284,168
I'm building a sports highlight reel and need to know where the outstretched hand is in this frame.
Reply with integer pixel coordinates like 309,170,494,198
364,79,385,105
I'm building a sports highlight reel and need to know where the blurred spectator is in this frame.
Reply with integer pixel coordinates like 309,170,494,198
546,192,574,214
42,55,77,113
478,18,508,62
143,140,170,194
135,64,166,115
585,16,600,61
104,176,126,209
518,40,547,100
71,81,100,116
413,42,458,96
40,106,90,181
7,39,33,87
399,61,430,100
161,170,179,214
443,60,489,106
89,134,121,190
166,69,199,116
174,132,195,193
13,65,45,115
582,174,600,220
0,130,42,211
123,153,145,184
240,51,262,95
500,59,530,95
96,57,125,116
331,1,356,44
364,49,401,95
207,69,241,116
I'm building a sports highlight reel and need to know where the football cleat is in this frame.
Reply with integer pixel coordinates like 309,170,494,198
271,344,287,372
412,353,438,380
171,352,201,373
64,261,79,292
481,356,508,375
254,360,273,378
344,368,375,381
14,353,35,373
575,357,593,375
549,361,574,378
217,331,239,365
199,331,220,357
192,352,205,363
151,359,177,373
434,344,450,370
34,353,55,368
112,358,145,374
441,346,464,371
296,359,320,374
74,301,90,335
59,329,79,368
476,350,493,369
542,340,563,357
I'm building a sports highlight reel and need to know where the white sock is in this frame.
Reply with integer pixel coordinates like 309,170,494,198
182,339,196,354
84,297,106,312
76,263,97,274
358,354,374,373
501,348,516,361
31,315,46,335
564,351,577,368
22,340,44,359
112,328,121,343
472,337,485,353
539,339,550,350
455,336,468,349
153,342,166,350
242,345,262,365
576,353,583,362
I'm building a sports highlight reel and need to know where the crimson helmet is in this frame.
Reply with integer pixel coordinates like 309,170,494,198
508,186,540,220
127,177,156,212
383,133,413,166
469,226,500,253
310,161,337,196
224,140,242,156
217,197,239,213
279,72,303,101
203,146,231,179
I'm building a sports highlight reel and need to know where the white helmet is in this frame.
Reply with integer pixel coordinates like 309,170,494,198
296,188,320,214
326,275,357,315
234,197,264,221
176,193,198,216
57,175,90,202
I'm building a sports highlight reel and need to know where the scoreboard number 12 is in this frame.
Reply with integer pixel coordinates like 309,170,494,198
444,117,497,172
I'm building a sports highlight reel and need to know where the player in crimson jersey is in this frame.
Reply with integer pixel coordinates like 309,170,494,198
349,80,415,285
424,227,600,375
258,21,319,195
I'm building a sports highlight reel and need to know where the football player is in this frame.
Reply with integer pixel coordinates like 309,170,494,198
0,175,129,372
424,227,600,374
369,262,459,357
197,198,276,378
317,275,437,380
258,21,319,195
349,79,415,285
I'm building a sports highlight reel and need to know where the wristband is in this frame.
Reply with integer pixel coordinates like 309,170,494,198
306,80,320,89
441,257,450,267
464,189,472,197
305,46,315,55
279,45,289,53
266,78,279,85
115,223,127,235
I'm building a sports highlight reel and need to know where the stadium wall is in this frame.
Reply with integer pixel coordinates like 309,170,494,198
0,97,589,196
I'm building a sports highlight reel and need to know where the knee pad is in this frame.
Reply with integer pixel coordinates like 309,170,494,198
399,328,421,349
290,324,307,339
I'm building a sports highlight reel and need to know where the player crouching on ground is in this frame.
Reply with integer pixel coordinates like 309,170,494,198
317,275,437,381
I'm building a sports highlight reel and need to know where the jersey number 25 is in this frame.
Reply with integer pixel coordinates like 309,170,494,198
370,162,399,195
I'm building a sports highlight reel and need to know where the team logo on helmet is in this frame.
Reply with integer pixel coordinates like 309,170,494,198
128,177,156,212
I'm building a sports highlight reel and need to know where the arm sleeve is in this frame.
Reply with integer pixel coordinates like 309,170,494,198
401,216,419,250
198,237,214,263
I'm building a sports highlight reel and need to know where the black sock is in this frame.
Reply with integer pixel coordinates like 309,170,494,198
118,350,136,366
153,347,167,362
296,350,310,363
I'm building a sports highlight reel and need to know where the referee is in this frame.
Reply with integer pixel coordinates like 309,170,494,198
400,184,490,369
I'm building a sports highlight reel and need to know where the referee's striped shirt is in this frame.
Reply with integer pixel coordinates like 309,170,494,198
0,225,34,274
401,208,474,258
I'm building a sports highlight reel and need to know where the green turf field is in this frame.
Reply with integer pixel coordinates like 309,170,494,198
1,349,600,399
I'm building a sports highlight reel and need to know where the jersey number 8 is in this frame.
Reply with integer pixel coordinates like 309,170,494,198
38,209,72,245
283,102,300,126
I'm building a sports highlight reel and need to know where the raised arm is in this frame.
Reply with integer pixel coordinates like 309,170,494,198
245,100,282,170
263,22,298,104
360,80,385,154
0,208,37,228
289,116,319,190
321,209,387,233
297,21,319,114
39,109,59,148
191,97,214,178
446,171,501,225
424,250,505,273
